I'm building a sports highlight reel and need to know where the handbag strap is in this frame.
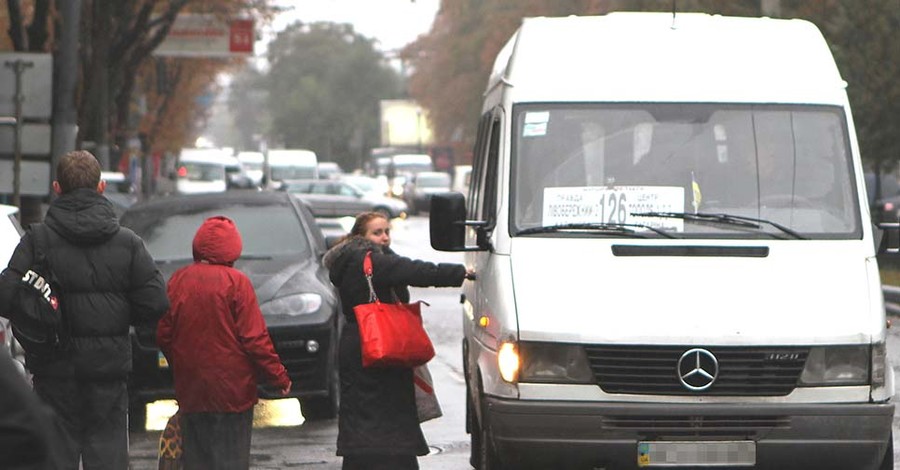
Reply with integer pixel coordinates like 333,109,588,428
362,251,380,303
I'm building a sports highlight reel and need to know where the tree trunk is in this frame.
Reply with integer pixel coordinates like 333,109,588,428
26,0,51,51
6,0,27,51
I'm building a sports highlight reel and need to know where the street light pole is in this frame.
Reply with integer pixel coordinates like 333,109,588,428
5,59,34,215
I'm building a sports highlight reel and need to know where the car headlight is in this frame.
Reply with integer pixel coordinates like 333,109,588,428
799,345,869,386
498,342,520,383
519,342,594,384
261,293,322,316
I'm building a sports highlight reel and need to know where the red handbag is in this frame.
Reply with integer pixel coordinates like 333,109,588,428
353,251,435,368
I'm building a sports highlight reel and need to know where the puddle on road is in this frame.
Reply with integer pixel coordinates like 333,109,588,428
145,398,305,431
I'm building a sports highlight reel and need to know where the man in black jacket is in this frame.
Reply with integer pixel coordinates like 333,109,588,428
0,150,169,469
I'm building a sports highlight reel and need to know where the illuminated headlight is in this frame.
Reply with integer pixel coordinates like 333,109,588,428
519,342,594,383
262,293,322,316
498,342,520,383
799,346,869,386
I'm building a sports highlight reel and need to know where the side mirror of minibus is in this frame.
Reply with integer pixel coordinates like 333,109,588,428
876,222,900,256
430,192,488,252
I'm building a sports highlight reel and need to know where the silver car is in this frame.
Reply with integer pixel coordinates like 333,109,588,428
281,179,408,219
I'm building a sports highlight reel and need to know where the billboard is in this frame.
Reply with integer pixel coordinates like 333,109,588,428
380,100,433,148
154,15,254,57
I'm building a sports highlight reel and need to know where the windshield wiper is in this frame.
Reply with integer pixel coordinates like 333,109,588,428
517,222,676,239
239,255,273,260
631,211,806,240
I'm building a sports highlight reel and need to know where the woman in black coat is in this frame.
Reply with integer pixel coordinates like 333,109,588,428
323,212,470,470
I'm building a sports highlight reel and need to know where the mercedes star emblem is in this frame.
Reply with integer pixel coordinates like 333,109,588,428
677,348,719,391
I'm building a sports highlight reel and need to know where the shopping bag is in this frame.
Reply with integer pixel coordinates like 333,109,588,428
414,364,442,422
353,251,435,368
157,411,183,470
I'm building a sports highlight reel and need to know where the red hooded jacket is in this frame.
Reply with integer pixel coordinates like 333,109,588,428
157,216,290,413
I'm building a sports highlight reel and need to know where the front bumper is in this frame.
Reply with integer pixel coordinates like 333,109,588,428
129,321,336,404
485,397,893,470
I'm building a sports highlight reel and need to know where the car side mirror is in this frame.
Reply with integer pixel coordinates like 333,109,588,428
430,192,488,252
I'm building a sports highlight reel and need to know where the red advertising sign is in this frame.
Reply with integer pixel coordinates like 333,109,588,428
230,19,254,54
154,15,254,57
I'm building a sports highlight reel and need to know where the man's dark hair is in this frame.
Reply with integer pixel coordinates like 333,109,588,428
56,150,101,193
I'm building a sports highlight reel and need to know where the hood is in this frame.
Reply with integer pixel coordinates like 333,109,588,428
192,216,242,265
44,188,120,245
510,238,878,345
156,256,329,306
323,236,385,285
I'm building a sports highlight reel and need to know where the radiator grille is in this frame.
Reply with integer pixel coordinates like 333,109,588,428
604,414,790,439
584,345,808,396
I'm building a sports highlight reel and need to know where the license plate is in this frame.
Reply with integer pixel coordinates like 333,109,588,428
637,441,756,467
158,351,169,369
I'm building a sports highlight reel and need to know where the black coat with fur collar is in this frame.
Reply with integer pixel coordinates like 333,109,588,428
324,236,466,457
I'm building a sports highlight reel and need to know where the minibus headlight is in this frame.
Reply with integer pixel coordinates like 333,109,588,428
498,342,520,383
799,346,869,386
519,343,594,383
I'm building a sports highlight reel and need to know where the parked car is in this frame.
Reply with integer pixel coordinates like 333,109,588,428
174,148,229,194
236,151,265,188
266,149,318,189
339,174,391,198
280,179,408,219
316,162,343,180
403,171,452,214
120,191,341,430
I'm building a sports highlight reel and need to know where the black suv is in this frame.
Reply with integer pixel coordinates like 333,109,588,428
120,191,341,430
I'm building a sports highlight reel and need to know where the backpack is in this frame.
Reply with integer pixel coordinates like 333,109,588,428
2,224,69,358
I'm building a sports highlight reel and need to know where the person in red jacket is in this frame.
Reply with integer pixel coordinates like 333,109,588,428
157,216,291,469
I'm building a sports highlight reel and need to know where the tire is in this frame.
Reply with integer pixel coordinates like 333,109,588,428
879,432,894,470
128,400,147,432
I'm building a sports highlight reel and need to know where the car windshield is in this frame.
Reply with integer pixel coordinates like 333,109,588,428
272,166,317,180
512,103,861,239
122,203,312,262
181,162,225,182
343,177,375,193
417,174,450,188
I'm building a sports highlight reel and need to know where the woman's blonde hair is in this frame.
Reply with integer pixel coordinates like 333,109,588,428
337,211,389,244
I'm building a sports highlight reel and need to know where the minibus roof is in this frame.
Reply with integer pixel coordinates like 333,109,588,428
490,13,846,105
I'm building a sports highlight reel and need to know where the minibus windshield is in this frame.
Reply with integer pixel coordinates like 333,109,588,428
511,104,861,239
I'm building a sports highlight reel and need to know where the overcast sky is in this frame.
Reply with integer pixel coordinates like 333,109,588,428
257,0,441,55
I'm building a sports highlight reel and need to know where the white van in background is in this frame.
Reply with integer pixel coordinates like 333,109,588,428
236,151,265,188
430,13,894,470
266,149,318,189
175,148,229,194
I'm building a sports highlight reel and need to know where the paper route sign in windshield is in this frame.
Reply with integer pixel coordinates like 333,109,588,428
542,186,684,231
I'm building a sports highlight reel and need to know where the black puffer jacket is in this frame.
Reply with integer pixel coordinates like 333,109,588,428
324,237,466,457
0,188,169,378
